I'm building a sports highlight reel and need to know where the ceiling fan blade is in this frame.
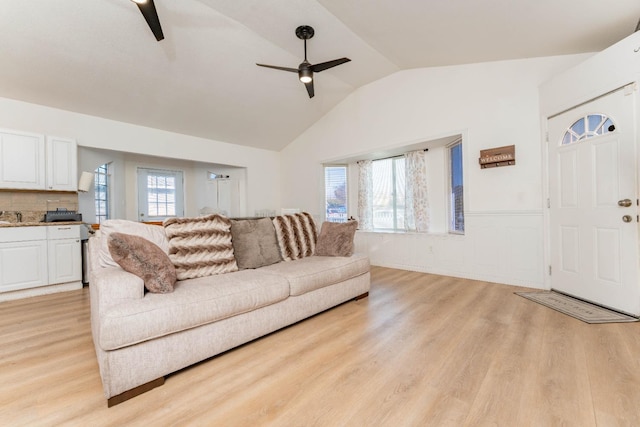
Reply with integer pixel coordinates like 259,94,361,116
256,63,299,73
310,57,351,73
304,80,315,98
136,0,164,41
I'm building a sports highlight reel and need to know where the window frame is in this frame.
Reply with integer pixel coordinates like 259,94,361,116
447,139,464,235
94,163,111,225
324,164,349,223
372,155,406,232
137,167,185,222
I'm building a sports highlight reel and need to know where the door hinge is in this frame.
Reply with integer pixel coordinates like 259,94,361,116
548,265,552,276
547,198,551,208
545,131,549,142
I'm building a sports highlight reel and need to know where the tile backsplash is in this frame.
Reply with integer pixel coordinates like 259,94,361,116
0,191,78,223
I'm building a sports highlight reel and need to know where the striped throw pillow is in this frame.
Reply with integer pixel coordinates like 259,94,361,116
163,214,238,280
272,213,318,262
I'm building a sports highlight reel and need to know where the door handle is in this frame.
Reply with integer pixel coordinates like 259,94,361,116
618,199,633,207
622,215,633,223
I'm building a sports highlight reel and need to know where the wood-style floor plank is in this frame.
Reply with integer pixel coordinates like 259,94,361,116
2,265,640,426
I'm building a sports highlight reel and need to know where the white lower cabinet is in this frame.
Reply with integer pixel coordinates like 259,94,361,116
0,225,81,296
47,225,81,285
0,238,48,292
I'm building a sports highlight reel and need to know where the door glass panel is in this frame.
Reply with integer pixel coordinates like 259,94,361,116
561,114,615,145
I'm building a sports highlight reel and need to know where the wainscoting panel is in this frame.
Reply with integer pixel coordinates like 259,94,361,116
355,211,545,288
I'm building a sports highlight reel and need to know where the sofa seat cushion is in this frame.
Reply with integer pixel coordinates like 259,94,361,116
99,269,289,350
259,253,370,296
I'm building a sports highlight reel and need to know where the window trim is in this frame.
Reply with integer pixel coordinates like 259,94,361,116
372,155,406,232
447,139,464,235
94,163,110,225
324,164,349,223
137,167,185,222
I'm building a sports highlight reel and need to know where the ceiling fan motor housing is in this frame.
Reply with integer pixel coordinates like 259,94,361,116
295,25,315,40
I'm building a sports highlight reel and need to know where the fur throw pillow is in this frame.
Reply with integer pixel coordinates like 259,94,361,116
315,220,358,257
272,213,318,262
163,214,238,280
98,219,170,269
108,232,176,293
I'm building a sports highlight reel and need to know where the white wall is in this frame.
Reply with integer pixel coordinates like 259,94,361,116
281,54,590,288
0,97,282,220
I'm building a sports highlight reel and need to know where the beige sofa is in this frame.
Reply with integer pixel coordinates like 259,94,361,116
88,218,370,406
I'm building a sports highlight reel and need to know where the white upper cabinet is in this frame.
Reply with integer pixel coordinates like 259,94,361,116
46,136,77,191
0,129,77,191
0,129,46,190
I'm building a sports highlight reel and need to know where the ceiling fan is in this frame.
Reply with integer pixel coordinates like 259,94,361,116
131,0,164,41
257,25,351,98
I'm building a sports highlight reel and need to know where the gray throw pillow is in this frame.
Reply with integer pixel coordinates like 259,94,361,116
230,218,282,269
108,232,176,293
315,221,358,257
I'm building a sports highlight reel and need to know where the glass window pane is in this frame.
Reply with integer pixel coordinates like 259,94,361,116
373,158,394,229
562,114,615,145
324,166,348,223
395,158,406,230
450,143,464,233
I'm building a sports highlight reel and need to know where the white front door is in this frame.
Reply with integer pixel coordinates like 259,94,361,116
548,86,640,315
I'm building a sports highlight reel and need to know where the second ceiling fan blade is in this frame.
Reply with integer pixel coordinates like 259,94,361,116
304,81,315,98
256,64,299,73
311,57,351,73
136,0,164,41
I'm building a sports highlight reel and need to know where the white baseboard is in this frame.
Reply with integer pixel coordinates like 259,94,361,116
0,281,83,302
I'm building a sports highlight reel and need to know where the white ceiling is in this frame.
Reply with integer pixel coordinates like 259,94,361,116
0,0,638,151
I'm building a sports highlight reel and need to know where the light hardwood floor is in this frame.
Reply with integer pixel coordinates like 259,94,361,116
2,266,640,426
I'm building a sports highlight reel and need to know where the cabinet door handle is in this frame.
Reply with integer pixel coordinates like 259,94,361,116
57,227,71,230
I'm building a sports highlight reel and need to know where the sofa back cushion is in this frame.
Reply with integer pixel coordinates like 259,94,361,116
230,218,282,269
163,214,238,280
272,212,318,262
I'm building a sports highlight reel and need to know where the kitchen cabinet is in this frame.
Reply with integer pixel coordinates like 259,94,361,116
46,136,77,191
47,225,81,285
0,129,77,191
0,129,46,190
0,227,48,292
0,225,81,296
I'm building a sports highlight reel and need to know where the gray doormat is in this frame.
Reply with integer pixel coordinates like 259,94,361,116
515,291,639,324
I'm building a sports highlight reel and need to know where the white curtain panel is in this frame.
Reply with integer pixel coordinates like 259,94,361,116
404,150,429,232
357,160,373,230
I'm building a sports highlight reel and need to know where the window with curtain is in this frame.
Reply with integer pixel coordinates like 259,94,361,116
372,156,406,230
324,165,348,223
94,163,110,224
358,150,429,232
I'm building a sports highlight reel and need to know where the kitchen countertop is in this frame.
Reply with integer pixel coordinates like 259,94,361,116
0,221,85,228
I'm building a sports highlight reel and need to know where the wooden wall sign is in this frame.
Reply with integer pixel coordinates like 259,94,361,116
479,145,515,169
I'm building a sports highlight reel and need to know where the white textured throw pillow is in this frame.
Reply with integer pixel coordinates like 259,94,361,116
163,214,238,280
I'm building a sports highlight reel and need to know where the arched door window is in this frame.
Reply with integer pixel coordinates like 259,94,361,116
561,114,615,145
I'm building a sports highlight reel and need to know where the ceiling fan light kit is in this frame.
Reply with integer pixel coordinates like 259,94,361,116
256,25,351,98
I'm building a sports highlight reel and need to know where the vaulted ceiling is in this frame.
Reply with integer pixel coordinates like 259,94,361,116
0,1,638,151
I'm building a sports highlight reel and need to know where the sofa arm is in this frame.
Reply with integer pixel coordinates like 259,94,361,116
90,267,145,312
